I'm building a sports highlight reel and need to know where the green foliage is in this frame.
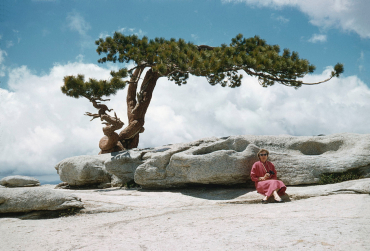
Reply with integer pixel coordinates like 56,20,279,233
62,33,343,99
319,169,364,185
61,72,127,100
333,63,344,77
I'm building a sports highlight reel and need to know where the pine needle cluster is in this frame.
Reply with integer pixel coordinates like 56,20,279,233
61,33,344,99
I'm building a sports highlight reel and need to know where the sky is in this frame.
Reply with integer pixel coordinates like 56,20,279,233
0,0,370,183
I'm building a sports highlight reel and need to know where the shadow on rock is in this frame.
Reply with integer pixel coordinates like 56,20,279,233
0,208,83,220
140,184,256,200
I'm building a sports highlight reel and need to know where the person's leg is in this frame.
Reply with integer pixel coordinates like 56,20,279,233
273,188,283,202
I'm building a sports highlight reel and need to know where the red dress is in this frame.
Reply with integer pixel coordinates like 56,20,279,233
250,161,286,197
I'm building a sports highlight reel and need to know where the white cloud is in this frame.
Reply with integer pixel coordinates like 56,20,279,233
271,14,289,23
66,11,94,49
99,32,110,38
6,41,13,48
117,27,126,33
75,54,84,62
308,34,327,43
358,51,365,72
112,27,146,37
0,49,7,77
0,63,116,182
1,62,370,183
276,16,289,23
66,11,91,36
224,0,370,38
0,49,6,64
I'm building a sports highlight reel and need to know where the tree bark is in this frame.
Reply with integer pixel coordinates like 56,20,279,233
118,68,159,149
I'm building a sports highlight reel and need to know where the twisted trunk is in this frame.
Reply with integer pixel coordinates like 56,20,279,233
118,68,159,149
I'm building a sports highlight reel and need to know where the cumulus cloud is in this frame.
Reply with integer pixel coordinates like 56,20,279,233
1,62,370,183
223,0,370,38
0,63,116,182
308,34,327,43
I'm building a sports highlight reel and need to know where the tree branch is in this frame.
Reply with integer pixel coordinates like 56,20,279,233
127,66,145,114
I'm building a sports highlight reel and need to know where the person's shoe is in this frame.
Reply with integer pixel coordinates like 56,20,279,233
261,199,268,204
274,199,284,203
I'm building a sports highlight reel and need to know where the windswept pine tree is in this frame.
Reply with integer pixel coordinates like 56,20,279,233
61,33,343,153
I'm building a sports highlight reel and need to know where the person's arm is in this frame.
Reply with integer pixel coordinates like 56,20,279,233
250,164,260,182
251,163,269,181
270,162,278,180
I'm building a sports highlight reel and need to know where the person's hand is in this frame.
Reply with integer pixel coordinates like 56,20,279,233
264,173,270,179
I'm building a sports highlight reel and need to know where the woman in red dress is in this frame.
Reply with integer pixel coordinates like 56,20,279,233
250,149,286,203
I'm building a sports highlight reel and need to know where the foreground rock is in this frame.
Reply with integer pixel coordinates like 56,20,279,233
0,187,84,213
55,133,370,188
1,179,369,250
0,175,40,187
71,178,370,213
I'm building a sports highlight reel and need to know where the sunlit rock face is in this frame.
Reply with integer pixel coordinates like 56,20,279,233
0,175,40,187
0,187,83,213
55,155,112,186
55,133,370,189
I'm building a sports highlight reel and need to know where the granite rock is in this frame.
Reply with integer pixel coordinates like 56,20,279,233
134,133,370,188
55,155,112,186
104,150,144,185
0,187,83,213
55,133,370,189
0,175,40,187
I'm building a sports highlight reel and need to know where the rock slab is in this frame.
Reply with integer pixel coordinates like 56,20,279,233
0,175,40,187
55,133,370,188
0,187,84,213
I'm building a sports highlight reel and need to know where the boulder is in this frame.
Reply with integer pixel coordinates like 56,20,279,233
55,155,112,186
0,187,83,213
55,133,370,189
135,139,260,188
0,175,40,187
134,133,370,188
104,150,144,185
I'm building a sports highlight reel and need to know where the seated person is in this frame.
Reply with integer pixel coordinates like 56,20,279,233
250,149,286,203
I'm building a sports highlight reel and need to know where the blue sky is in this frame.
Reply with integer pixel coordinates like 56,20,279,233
1,0,369,86
1,0,370,183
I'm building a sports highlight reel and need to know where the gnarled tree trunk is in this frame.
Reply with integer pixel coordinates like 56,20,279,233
118,68,159,149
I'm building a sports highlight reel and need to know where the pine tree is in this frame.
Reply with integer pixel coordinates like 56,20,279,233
61,33,344,153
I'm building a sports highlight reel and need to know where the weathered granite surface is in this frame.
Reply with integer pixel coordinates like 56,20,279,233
0,187,84,213
55,133,370,188
0,175,40,187
1,179,370,250
104,150,144,185
134,133,370,188
55,155,113,186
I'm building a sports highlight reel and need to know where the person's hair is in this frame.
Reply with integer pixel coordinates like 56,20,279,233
257,149,269,160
